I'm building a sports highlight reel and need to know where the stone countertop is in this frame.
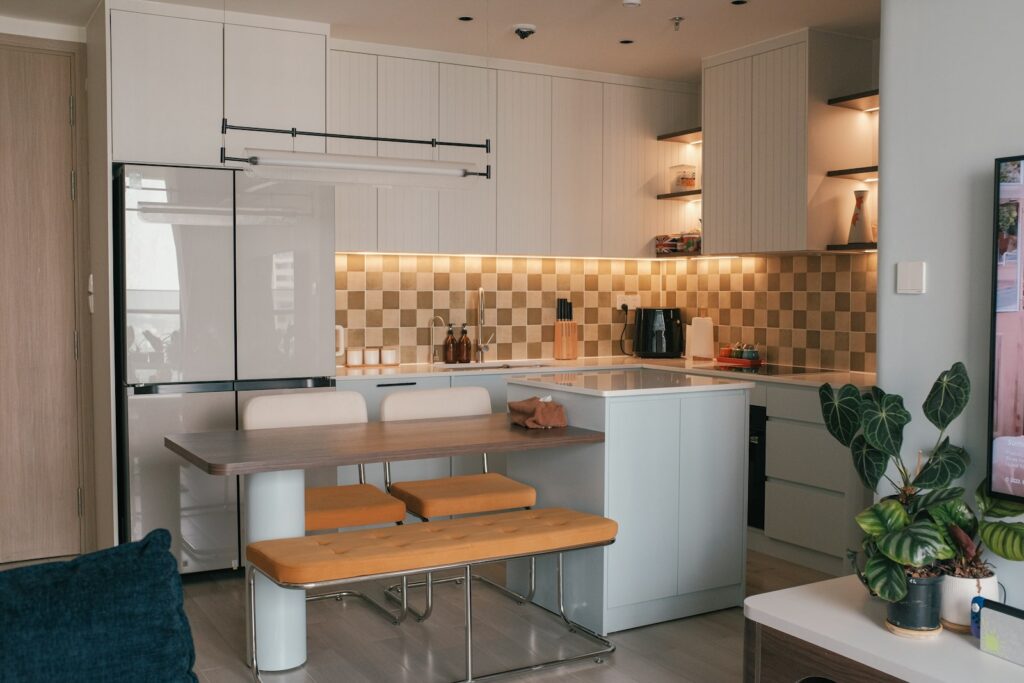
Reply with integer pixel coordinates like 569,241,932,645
334,356,876,389
505,368,754,397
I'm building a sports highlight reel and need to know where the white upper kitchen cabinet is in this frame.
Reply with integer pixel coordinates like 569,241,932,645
551,78,603,257
497,71,552,256
438,64,497,255
376,57,440,254
601,84,646,258
701,30,874,254
224,24,326,159
110,11,223,165
329,50,379,252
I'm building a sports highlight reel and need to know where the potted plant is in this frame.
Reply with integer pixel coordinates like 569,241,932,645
931,480,1024,631
819,362,972,636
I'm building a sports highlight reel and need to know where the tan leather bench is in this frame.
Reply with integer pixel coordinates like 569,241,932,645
245,507,618,682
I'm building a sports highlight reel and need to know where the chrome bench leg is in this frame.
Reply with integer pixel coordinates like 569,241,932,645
307,577,408,626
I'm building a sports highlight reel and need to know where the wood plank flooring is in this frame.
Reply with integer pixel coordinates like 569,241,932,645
183,551,830,682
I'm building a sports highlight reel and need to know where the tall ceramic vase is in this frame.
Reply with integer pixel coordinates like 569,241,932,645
848,189,873,244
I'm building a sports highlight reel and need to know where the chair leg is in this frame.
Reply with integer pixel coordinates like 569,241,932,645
246,565,263,683
464,565,473,682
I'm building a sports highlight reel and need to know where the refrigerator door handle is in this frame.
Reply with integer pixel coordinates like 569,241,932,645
128,381,236,396
233,377,336,392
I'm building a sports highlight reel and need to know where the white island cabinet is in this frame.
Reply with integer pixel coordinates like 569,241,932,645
504,369,751,635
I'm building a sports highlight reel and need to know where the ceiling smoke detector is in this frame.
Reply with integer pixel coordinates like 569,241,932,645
513,23,537,40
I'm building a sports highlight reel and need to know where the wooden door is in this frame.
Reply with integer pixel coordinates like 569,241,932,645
701,57,752,254
0,44,82,562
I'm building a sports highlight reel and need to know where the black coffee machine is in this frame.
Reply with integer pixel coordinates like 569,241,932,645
633,308,684,358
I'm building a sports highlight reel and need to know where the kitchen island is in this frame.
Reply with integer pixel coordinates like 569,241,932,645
504,369,753,635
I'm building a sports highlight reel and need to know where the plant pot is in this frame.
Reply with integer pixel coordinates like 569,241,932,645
885,575,944,637
940,574,999,632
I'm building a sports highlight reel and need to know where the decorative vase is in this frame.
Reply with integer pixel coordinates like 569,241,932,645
848,189,873,244
885,574,944,637
939,574,999,632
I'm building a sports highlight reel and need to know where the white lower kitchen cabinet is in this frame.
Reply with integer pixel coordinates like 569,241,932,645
505,376,749,635
334,376,451,514
760,384,870,574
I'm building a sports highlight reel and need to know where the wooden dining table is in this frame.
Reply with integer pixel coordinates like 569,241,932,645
164,413,605,672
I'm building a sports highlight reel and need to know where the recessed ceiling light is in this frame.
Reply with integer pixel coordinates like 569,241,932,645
458,16,474,22
731,0,748,5
620,39,635,44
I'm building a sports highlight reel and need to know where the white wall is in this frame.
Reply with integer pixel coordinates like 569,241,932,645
0,15,85,42
879,0,1024,602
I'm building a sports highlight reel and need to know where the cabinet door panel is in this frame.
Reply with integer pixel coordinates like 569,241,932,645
110,11,222,165
329,50,378,252
765,479,846,557
551,78,602,257
497,71,552,256
439,64,496,254
224,25,326,158
701,58,752,254
751,43,808,252
601,84,646,258
377,57,439,253
678,391,747,594
766,419,847,492
607,398,681,607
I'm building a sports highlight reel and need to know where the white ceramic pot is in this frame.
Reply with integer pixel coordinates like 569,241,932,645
940,574,999,630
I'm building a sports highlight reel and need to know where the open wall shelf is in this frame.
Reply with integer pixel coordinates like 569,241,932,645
827,242,877,252
827,89,879,111
656,189,702,201
657,127,702,144
826,166,879,182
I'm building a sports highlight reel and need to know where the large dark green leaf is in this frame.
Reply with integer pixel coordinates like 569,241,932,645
980,520,1024,561
912,438,969,489
855,499,909,538
906,486,964,518
819,383,862,447
876,519,953,566
849,434,889,491
864,553,908,603
922,362,971,431
976,479,1024,519
928,499,978,542
860,389,911,459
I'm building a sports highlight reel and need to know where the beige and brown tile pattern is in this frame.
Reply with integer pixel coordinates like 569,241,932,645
335,252,877,372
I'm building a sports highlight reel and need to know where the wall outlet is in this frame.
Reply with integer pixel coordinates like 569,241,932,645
615,294,641,310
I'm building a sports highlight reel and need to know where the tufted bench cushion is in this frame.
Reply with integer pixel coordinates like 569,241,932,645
246,508,617,585
305,483,406,531
388,472,536,518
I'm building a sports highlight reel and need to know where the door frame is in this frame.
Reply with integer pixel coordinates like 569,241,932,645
0,33,94,556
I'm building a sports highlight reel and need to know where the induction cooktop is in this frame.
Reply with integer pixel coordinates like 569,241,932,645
713,363,827,376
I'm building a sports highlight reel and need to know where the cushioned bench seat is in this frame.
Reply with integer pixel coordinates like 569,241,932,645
247,507,617,585
305,483,406,531
388,472,536,519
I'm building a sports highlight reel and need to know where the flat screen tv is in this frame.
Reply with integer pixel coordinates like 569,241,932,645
990,155,1024,501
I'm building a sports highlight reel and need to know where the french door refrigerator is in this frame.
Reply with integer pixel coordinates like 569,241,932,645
114,164,335,573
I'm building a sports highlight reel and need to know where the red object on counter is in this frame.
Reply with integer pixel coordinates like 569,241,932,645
715,355,763,368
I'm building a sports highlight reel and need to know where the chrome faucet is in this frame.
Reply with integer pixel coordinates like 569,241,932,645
428,315,446,363
476,287,494,363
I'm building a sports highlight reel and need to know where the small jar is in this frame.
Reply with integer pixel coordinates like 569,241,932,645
381,347,398,365
347,348,364,366
364,347,381,366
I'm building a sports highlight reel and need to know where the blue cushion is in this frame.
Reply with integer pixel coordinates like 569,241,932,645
0,529,197,682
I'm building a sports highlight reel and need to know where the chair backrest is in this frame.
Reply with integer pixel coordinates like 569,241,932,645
242,391,368,429
379,386,492,422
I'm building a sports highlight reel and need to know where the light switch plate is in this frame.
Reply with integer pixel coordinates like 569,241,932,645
896,261,926,294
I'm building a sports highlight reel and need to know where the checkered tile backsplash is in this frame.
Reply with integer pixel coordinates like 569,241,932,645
335,252,877,371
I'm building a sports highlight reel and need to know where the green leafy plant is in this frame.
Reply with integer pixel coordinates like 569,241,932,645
819,362,972,601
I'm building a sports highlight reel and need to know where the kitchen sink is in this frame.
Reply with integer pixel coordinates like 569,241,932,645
434,361,553,372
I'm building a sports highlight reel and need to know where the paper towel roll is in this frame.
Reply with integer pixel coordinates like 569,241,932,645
687,317,715,359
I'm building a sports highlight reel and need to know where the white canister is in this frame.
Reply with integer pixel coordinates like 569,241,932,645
381,347,398,365
347,348,363,367
335,325,346,360
940,573,999,630
364,347,381,366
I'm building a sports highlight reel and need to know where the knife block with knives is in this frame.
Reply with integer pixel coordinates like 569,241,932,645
554,298,578,360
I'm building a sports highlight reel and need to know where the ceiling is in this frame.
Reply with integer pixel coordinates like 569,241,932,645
0,0,881,82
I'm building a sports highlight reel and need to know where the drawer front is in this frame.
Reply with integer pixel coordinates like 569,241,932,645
766,419,848,492
749,382,767,407
766,384,825,423
764,480,846,557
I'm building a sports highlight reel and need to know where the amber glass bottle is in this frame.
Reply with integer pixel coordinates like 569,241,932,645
457,323,473,363
443,324,457,364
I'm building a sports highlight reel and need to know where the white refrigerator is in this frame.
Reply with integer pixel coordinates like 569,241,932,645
115,165,335,572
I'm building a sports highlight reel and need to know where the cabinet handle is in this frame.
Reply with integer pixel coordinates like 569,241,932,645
376,381,417,388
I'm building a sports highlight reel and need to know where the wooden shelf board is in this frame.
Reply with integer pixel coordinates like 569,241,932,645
827,89,879,111
826,166,879,181
656,189,702,201
826,242,877,252
657,127,702,144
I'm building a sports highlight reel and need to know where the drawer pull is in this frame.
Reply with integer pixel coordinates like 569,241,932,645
375,381,417,388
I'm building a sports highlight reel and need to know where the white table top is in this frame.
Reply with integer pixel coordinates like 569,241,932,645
505,368,753,397
744,575,1023,683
